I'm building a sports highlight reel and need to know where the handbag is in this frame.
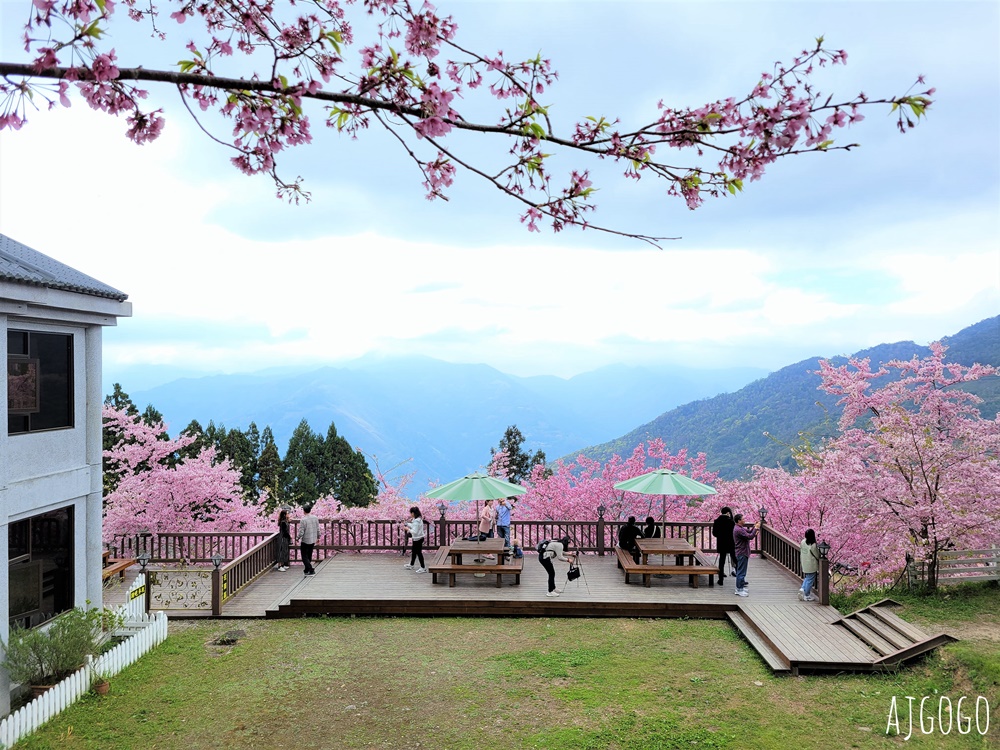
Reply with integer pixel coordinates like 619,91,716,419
567,564,581,581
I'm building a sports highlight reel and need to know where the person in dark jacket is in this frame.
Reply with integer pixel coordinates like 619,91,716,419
618,516,643,564
712,507,737,586
275,509,291,571
642,516,662,539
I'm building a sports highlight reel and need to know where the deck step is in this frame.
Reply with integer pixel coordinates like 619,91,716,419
870,606,932,642
854,611,912,650
726,610,791,673
874,633,959,666
838,617,896,656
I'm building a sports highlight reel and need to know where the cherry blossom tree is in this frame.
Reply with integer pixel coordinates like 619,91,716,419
718,344,1000,591
514,439,718,522
102,404,267,540
1,0,933,244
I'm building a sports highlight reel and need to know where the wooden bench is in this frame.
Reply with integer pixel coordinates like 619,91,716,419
427,546,524,588
102,557,135,582
615,546,718,588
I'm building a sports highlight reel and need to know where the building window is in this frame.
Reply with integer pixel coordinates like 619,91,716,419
8,507,75,629
7,330,73,434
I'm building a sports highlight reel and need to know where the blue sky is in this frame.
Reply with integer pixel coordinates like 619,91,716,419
0,0,997,391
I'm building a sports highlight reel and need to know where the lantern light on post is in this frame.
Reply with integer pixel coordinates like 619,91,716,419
758,506,768,523
818,541,831,560
597,503,606,518
436,501,447,518
137,552,150,571
211,553,224,569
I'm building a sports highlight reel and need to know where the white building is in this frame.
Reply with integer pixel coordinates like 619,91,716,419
0,234,131,712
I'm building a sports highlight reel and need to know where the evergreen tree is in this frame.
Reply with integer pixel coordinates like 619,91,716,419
322,423,376,507
282,419,325,506
257,426,284,510
491,425,547,484
102,383,139,495
178,419,207,461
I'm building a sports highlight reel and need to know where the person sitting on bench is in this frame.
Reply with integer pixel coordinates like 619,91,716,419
618,516,643,564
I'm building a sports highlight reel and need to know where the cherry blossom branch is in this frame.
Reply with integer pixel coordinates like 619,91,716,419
1,0,935,243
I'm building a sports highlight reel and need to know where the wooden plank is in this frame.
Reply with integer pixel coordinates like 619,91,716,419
855,612,912,650
726,611,791,672
838,619,895,656
869,606,932,643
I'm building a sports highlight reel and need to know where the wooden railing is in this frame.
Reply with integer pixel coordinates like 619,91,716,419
760,525,803,577
759,524,829,604
212,532,279,615
115,517,759,565
109,532,275,563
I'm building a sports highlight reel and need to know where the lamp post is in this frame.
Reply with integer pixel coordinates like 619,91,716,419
758,506,767,524
596,504,607,557
211,553,224,616
136,552,152,614
817,540,831,606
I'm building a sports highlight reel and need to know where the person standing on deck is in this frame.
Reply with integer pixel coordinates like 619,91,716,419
732,513,758,597
538,536,576,597
798,529,820,602
496,497,513,549
297,504,320,577
712,507,737,586
403,506,427,573
275,509,291,572
478,498,497,559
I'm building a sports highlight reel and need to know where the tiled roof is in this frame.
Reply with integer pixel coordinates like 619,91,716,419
0,234,128,302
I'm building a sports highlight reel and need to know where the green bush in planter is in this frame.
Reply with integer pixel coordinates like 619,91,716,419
3,626,55,686
3,606,124,686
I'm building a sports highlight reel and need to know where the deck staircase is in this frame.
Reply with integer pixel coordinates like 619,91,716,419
726,598,957,675
831,598,958,668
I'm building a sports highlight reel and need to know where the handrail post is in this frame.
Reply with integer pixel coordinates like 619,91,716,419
819,556,830,606
212,567,222,616
596,505,606,557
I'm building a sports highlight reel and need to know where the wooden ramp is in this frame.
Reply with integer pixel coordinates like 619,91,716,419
727,598,957,675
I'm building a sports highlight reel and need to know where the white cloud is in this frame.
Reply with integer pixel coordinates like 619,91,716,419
1,1,997,385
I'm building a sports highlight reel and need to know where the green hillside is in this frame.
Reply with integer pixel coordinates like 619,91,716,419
575,316,1000,480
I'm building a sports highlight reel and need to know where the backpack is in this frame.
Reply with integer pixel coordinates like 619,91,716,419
536,540,548,556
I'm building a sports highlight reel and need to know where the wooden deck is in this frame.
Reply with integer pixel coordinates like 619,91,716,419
102,554,954,674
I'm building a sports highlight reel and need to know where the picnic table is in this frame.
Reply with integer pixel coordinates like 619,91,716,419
427,539,523,587
615,538,718,588
447,537,505,564
636,538,696,565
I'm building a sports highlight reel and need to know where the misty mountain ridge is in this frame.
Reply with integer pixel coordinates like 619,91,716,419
577,316,1000,480
128,357,767,489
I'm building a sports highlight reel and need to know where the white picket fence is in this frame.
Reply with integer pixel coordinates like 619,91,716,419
0,586,167,749
115,572,149,621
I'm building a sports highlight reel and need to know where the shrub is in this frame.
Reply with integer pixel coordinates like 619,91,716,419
3,606,124,686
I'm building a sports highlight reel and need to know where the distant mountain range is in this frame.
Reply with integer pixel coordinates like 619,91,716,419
576,316,1000,479
129,356,767,489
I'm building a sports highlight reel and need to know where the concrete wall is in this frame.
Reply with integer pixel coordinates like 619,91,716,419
0,291,126,714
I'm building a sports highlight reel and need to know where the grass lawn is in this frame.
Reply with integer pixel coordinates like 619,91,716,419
16,585,1000,750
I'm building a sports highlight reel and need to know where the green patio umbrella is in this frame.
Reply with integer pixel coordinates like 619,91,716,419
425,472,526,563
614,469,717,529
424,472,527,503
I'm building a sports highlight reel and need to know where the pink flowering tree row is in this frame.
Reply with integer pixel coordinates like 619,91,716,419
1,0,933,244
102,404,268,540
717,344,1000,591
